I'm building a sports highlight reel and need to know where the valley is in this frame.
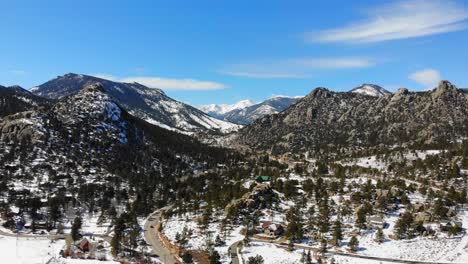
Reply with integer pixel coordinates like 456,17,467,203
0,77,466,264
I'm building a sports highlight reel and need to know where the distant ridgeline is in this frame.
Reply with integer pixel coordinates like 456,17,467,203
234,81,468,156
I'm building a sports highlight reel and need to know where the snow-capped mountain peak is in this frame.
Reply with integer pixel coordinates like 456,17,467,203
232,99,254,110
350,84,392,97
199,99,254,117
31,73,240,134
202,96,300,125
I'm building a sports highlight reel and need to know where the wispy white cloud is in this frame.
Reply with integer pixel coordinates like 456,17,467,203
90,74,226,91
291,58,374,69
408,68,441,88
308,0,468,43
119,77,225,90
91,73,116,81
220,71,309,79
220,57,374,79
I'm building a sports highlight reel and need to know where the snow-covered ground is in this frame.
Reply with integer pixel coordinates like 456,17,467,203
0,236,63,264
162,214,244,263
338,150,444,171
0,235,119,264
242,242,303,264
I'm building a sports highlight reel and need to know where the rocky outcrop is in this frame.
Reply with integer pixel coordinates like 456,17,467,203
225,184,278,217
31,73,240,134
0,111,46,143
234,81,468,156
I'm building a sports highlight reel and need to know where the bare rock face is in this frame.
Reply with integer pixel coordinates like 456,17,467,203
225,184,278,216
0,111,46,143
235,81,468,156
432,80,458,99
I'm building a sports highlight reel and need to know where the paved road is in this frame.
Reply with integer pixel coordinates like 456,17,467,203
228,240,243,264
143,207,178,264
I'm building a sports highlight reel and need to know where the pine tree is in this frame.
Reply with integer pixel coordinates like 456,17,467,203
214,234,224,246
110,234,121,256
286,207,304,242
111,215,125,256
394,211,414,239
243,234,250,246
375,227,384,243
288,239,294,251
247,255,264,264
71,216,82,241
181,251,194,264
209,250,221,264
306,250,312,264
355,208,367,230
348,236,359,251
332,219,343,246
317,199,330,234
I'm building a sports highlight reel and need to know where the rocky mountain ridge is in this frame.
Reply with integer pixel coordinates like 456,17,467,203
202,96,300,125
0,83,235,214
350,84,392,97
31,73,240,134
234,81,468,156
0,85,51,118
199,100,254,119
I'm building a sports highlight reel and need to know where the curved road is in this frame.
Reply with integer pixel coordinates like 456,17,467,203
143,207,178,264
228,240,243,264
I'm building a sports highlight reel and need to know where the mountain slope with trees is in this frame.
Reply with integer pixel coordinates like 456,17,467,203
31,73,240,134
234,81,468,156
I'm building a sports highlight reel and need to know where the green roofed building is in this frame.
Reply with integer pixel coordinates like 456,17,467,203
255,175,271,182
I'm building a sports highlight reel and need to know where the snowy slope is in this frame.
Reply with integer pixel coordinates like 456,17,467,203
223,96,300,124
350,84,392,97
199,100,254,118
31,73,240,134
202,96,300,125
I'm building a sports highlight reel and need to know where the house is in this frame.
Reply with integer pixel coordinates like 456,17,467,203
255,176,271,183
261,221,283,238
368,216,386,228
78,238,89,252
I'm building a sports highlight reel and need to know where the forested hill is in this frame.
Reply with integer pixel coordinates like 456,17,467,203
234,81,468,156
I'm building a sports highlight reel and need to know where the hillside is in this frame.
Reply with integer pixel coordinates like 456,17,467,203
0,83,237,216
0,85,51,118
234,81,468,156
201,96,300,125
31,73,240,134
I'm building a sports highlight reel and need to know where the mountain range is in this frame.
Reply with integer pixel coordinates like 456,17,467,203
0,83,234,212
350,84,392,97
0,85,51,118
31,73,240,135
200,96,301,125
233,81,468,156
3,76,467,160
199,100,254,119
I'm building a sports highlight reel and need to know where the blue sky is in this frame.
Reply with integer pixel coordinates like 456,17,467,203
1,0,468,106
